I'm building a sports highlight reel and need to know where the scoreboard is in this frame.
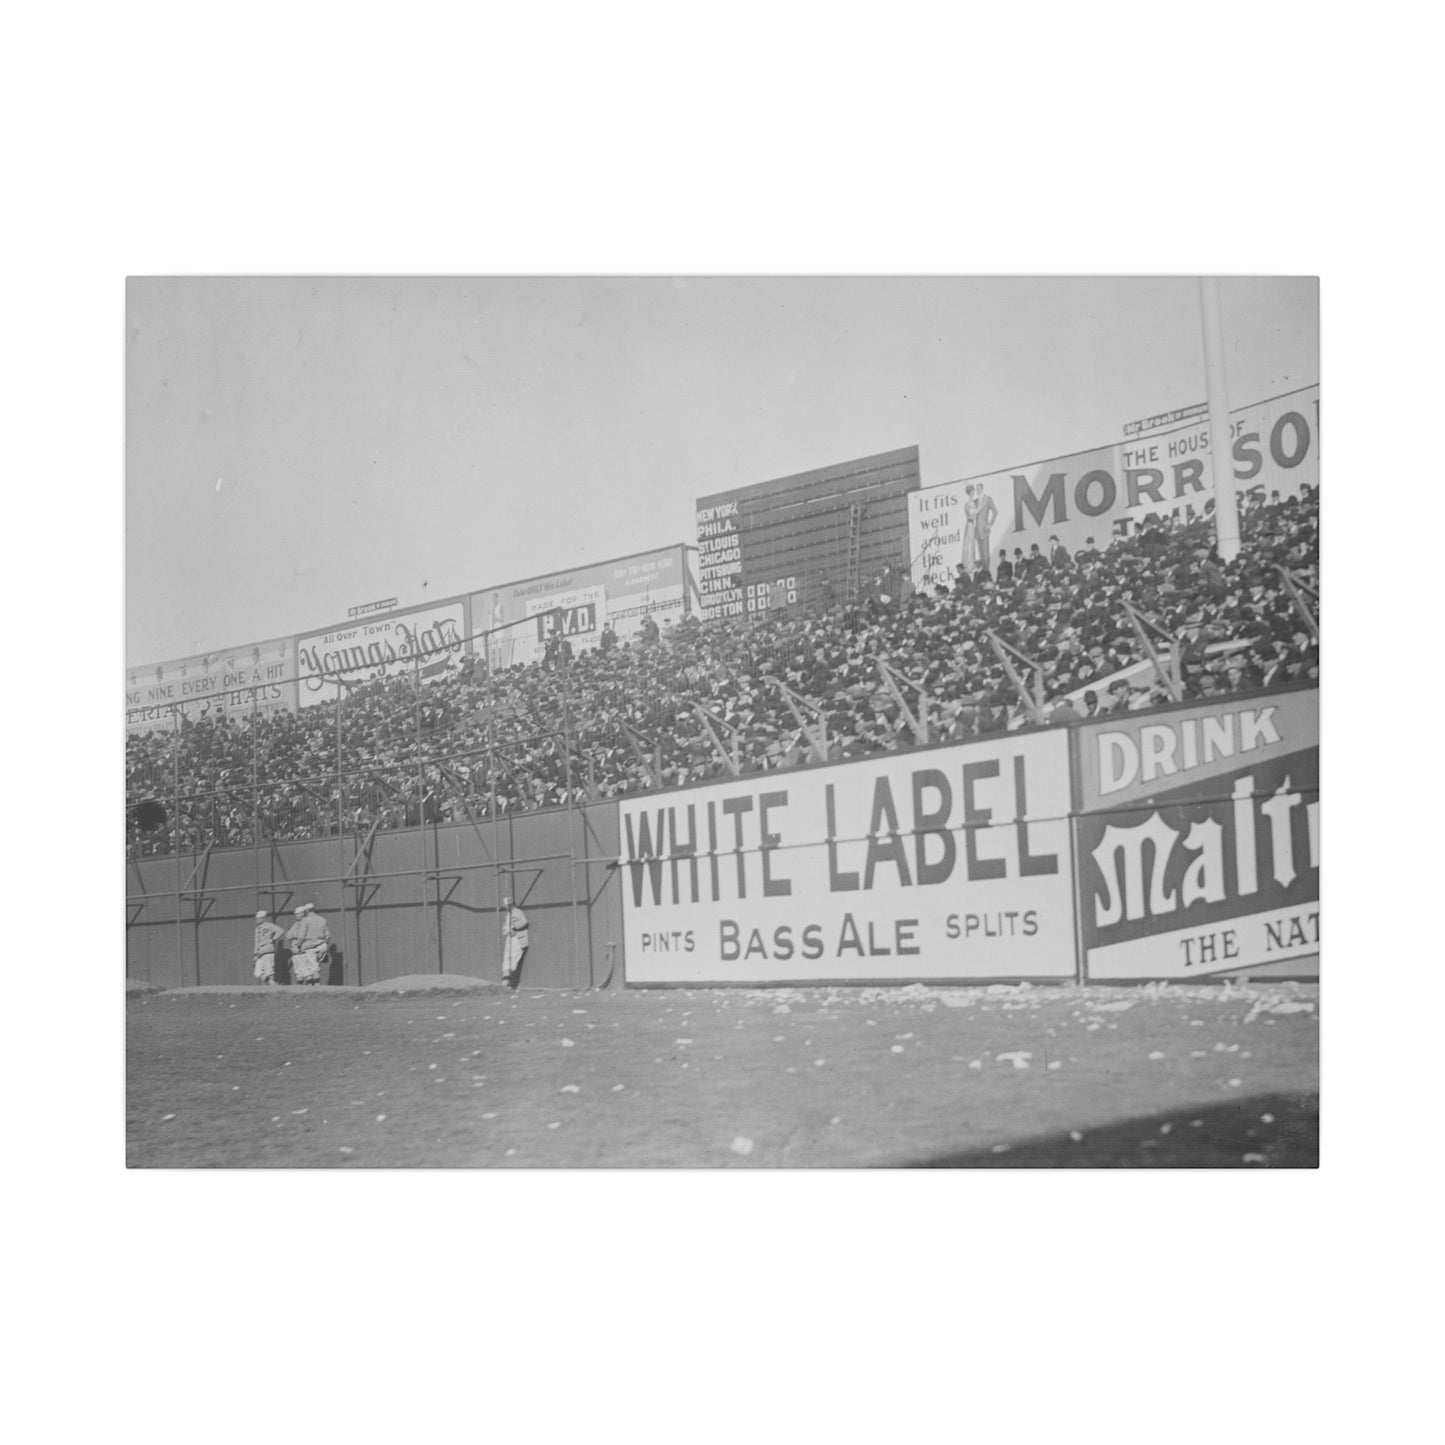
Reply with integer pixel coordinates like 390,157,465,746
695,446,921,620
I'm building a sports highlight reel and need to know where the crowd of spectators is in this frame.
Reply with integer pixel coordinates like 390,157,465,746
127,485,1318,858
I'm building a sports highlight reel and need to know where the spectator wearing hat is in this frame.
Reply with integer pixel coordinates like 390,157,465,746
544,632,573,670
1101,680,1131,714
253,909,284,986
1048,697,1082,725
1048,534,1071,570
1199,550,1228,602
126,479,1317,852
1257,643,1290,690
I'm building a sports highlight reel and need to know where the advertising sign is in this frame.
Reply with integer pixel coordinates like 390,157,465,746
607,550,688,632
1074,688,1319,980
295,602,467,707
619,731,1076,984
473,546,688,665
1122,403,1208,438
524,583,606,661
347,597,398,619
910,384,1319,593
126,638,297,734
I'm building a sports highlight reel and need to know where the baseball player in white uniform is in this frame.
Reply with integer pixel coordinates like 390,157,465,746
501,896,529,989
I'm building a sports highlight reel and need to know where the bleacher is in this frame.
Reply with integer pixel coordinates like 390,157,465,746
127,484,1318,858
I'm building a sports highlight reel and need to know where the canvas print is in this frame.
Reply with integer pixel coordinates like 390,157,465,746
126,277,1319,1167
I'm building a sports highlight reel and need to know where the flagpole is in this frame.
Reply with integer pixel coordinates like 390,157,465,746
1199,276,1240,562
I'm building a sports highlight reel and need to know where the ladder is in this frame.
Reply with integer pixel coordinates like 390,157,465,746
845,503,864,603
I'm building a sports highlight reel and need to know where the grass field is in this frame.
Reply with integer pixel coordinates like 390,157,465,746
126,978,1318,1168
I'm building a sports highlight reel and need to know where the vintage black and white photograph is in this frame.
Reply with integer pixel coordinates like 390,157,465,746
124,276,1319,1168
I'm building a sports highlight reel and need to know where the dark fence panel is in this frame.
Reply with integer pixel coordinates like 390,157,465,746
125,801,624,990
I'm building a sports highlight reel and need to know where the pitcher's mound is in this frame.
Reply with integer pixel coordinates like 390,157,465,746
360,974,498,995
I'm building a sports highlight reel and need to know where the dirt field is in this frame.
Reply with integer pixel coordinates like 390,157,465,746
126,978,1318,1168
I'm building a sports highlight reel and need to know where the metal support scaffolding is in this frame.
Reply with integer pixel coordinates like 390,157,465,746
171,707,182,983
1120,600,1185,703
620,720,664,789
1276,565,1320,641
560,673,582,981
126,612,597,990
690,700,743,777
411,652,432,970
178,842,214,900
875,657,930,745
985,630,1049,726
344,816,383,881
766,676,830,763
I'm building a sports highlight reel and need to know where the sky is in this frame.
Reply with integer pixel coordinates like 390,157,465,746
126,276,1318,665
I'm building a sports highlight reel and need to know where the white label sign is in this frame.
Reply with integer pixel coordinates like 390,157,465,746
619,732,1076,983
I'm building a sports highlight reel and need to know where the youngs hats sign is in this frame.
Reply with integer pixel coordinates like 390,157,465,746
296,602,467,706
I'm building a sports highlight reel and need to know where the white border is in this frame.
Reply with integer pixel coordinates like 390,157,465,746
8,5,1434,1440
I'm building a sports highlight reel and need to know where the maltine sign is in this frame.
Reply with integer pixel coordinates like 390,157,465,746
1074,689,1319,980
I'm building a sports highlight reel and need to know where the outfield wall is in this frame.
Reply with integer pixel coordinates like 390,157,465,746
126,688,1318,989
125,804,624,991
1072,689,1319,981
618,729,1077,984
616,685,1319,986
